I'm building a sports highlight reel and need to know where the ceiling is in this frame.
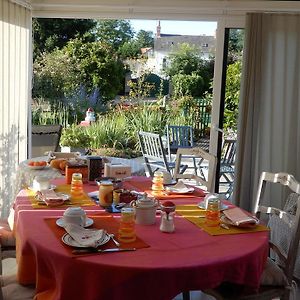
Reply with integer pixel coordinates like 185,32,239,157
15,0,300,19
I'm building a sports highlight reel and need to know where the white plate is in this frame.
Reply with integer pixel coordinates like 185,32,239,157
220,215,259,228
36,192,70,203
198,201,229,211
56,217,94,228
61,232,110,248
163,180,177,186
25,163,48,170
29,184,56,192
165,186,194,194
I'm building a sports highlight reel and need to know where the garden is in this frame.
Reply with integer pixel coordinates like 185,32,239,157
32,19,242,158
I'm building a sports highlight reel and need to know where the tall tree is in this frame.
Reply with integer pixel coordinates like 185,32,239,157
135,30,154,48
33,18,96,59
95,20,134,51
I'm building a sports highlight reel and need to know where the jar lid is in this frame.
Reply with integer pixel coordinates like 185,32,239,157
100,180,113,186
136,193,156,207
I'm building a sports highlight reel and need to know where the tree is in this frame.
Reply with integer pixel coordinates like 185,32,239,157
224,60,242,131
95,20,134,51
33,38,125,103
33,18,96,59
165,43,214,97
135,30,154,48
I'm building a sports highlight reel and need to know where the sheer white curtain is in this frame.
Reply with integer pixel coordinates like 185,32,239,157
234,13,300,211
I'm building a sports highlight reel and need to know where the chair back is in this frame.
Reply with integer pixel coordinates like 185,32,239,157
255,172,300,286
31,125,62,157
166,125,194,160
174,147,217,192
220,139,236,166
138,131,171,177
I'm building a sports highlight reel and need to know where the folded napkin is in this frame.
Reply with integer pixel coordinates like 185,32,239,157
36,190,65,207
64,223,106,248
223,207,258,226
166,181,194,194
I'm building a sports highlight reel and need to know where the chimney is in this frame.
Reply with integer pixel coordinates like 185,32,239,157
156,20,161,38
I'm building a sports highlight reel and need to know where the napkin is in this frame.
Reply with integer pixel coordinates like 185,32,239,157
36,190,65,206
64,223,107,248
223,207,258,226
165,181,194,194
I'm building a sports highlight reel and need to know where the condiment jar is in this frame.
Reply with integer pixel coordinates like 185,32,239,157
205,198,221,227
98,180,113,207
151,171,165,197
118,207,136,243
70,173,84,200
130,193,159,225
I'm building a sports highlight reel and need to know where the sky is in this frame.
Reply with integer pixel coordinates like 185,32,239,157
128,19,217,36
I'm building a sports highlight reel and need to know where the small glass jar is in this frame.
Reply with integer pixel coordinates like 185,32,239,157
205,198,221,227
151,171,164,197
71,173,84,199
118,207,136,243
98,180,113,207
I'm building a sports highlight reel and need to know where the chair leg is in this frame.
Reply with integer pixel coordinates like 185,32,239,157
182,291,190,300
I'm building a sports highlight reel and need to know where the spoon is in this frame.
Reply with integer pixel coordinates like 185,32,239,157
109,234,120,247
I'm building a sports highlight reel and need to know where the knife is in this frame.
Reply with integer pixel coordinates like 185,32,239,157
72,248,136,254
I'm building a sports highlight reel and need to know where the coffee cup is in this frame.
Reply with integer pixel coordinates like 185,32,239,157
33,176,50,191
63,207,86,227
162,171,173,185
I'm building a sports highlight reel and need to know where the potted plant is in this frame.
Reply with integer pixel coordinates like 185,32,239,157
60,124,91,154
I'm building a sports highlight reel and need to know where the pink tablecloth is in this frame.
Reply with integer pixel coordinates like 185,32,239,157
14,177,269,300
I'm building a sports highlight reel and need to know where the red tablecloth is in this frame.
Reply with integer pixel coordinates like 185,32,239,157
14,176,269,300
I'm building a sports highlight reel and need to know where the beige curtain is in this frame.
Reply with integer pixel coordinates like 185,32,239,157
0,0,31,217
234,13,300,211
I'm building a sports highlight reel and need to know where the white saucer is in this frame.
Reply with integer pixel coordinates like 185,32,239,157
61,232,110,248
29,184,56,192
163,180,177,186
56,217,94,228
198,201,229,211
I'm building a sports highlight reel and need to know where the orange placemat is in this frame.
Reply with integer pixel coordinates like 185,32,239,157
27,184,95,208
176,204,269,236
45,213,149,256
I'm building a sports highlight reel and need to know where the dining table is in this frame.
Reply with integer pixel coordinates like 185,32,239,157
13,155,145,203
12,176,269,300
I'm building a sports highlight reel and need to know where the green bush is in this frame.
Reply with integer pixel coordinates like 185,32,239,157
172,74,204,98
60,125,91,148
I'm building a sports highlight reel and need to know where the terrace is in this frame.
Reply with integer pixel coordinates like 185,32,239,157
1,0,300,215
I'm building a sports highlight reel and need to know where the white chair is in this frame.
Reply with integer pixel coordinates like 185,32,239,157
0,273,35,300
174,147,217,193
202,171,300,300
138,131,188,177
0,220,16,275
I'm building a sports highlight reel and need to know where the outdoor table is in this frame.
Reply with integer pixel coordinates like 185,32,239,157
13,176,269,300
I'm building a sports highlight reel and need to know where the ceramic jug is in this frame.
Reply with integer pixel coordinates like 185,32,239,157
130,193,159,225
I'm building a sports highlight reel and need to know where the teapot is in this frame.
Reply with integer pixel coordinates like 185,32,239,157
130,193,159,225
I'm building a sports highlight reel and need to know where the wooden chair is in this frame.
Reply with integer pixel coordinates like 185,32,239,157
202,171,300,300
218,139,237,199
31,125,62,157
174,147,217,192
138,131,177,177
165,125,194,161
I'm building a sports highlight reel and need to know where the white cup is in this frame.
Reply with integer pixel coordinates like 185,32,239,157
33,176,50,191
63,207,86,227
162,171,173,185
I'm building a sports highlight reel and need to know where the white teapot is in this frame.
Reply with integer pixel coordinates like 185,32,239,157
130,193,159,225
